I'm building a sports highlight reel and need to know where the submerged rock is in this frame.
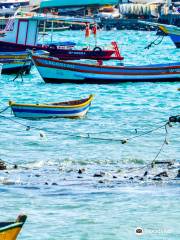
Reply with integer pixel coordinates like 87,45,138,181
176,170,180,178
78,168,85,174
113,175,117,179
143,171,148,177
0,160,7,170
98,180,104,184
13,164,18,169
152,177,162,181
52,182,58,186
77,176,83,179
93,172,105,178
35,174,41,177
154,171,168,178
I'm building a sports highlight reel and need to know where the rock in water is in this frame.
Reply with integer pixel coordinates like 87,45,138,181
0,160,7,170
176,170,180,178
154,171,168,178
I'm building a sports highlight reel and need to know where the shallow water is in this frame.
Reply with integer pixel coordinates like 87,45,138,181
0,30,180,239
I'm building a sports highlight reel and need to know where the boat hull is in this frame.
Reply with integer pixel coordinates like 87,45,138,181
32,56,180,83
0,224,23,240
169,34,180,48
0,50,47,74
10,95,93,119
0,41,115,60
11,104,91,119
1,61,32,74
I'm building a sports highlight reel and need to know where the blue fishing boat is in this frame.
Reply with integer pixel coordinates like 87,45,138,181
32,55,180,83
159,24,180,48
9,95,94,119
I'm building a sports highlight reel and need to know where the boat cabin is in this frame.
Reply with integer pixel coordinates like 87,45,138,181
1,15,39,46
0,13,94,47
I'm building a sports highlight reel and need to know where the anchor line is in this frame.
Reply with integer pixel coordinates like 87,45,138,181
12,53,31,82
125,123,170,174
0,106,10,114
145,35,165,49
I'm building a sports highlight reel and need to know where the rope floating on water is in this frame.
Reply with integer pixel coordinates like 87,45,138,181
0,113,170,144
0,106,10,114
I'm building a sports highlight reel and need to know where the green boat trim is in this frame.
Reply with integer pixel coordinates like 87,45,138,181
40,0,118,8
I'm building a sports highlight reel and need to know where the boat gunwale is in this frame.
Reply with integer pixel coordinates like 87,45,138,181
0,41,114,54
0,222,24,233
159,25,180,35
9,95,94,109
32,55,180,71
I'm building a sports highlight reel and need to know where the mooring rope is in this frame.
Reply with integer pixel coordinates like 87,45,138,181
0,113,170,145
0,114,178,173
145,35,165,50
125,118,179,174
12,53,31,82
0,106,10,114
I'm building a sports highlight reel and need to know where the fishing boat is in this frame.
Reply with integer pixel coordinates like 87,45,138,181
0,50,48,74
0,214,27,240
32,55,180,83
1,58,32,74
0,12,123,61
159,24,180,48
9,94,94,119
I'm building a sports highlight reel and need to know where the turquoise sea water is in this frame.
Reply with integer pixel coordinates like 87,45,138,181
0,30,180,239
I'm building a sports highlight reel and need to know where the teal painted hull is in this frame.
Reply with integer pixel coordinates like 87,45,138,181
40,0,118,8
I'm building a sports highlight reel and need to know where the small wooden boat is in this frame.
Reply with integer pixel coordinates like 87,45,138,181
32,55,180,83
0,215,27,240
9,95,94,119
